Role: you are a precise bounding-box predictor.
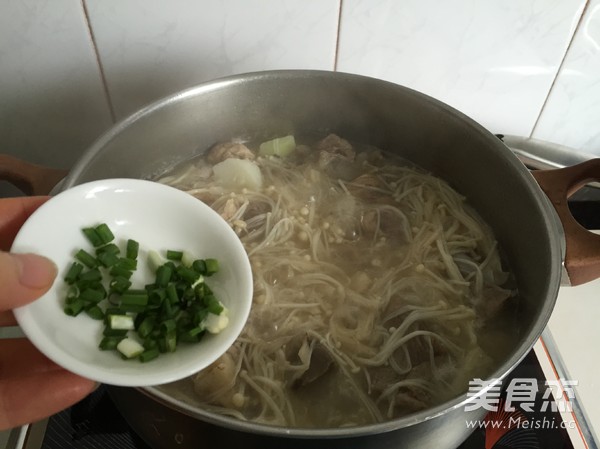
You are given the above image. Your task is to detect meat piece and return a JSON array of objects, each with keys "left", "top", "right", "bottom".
[
  {"left": 360, "top": 207, "right": 410, "bottom": 241},
  {"left": 193, "top": 350, "right": 239, "bottom": 407},
  {"left": 394, "top": 389, "right": 431, "bottom": 413},
  {"left": 286, "top": 336, "right": 335, "bottom": 388},
  {"left": 315, "top": 134, "right": 355, "bottom": 160},
  {"left": 361, "top": 210, "right": 378, "bottom": 234},
  {"left": 207, "top": 141, "right": 255, "bottom": 164},
  {"left": 369, "top": 366, "right": 400, "bottom": 395},
  {"left": 351, "top": 173, "right": 385, "bottom": 190},
  {"left": 315, "top": 134, "right": 356, "bottom": 177},
  {"left": 347, "top": 173, "right": 389, "bottom": 202},
  {"left": 293, "top": 342, "right": 334, "bottom": 388},
  {"left": 475, "top": 285, "right": 512, "bottom": 319}
]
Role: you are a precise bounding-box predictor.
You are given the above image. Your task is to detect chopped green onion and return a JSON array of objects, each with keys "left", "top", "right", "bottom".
[
  {"left": 181, "top": 251, "right": 195, "bottom": 267},
  {"left": 64, "top": 262, "right": 84, "bottom": 284},
  {"left": 107, "top": 293, "right": 121, "bottom": 306},
  {"left": 109, "top": 265, "right": 133, "bottom": 279},
  {"left": 161, "top": 297, "right": 173, "bottom": 318},
  {"left": 109, "top": 314, "right": 135, "bottom": 330},
  {"left": 110, "top": 276, "right": 132, "bottom": 294},
  {"left": 64, "top": 299, "right": 85, "bottom": 316},
  {"left": 99, "top": 336, "right": 125, "bottom": 350},
  {"left": 75, "top": 249, "right": 98, "bottom": 269},
  {"left": 177, "top": 266, "right": 200, "bottom": 284},
  {"left": 96, "top": 243, "right": 120, "bottom": 256},
  {"left": 166, "top": 283, "right": 179, "bottom": 305},
  {"left": 119, "top": 304, "right": 146, "bottom": 313},
  {"left": 204, "top": 310, "right": 229, "bottom": 334},
  {"left": 85, "top": 305, "right": 105, "bottom": 320},
  {"left": 79, "top": 269, "right": 102, "bottom": 282},
  {"left": 161, "top": 319, "right": 177, "bottom": 334},
  {"left": 126, "top": 239, "right": 139, "bottom": 260},
  {"left": 148, "top": 288, "right": 165, "bottom": 309},
  {"left": 182, "top": 287, "right": 195, "bottom": 302},
  {"left": 79, "top": 288, "right": 105, "bottom": 303},
  {"left": 143, "top": 338, "right": 159, "bottom": 350},
  {"left": 121, "top": 292, "right": 149, "bottom": 307},
  {"left": 65, "top": 228, "right": 225, "bottom": 363},
  {"left": 137, "top": 316, "right": 156, "bottom": 338},
  {"left": 204, "top": 295, "right": 224, "bottom": 315},
  {"left": 82, "top": 227, "right": 103, "bottom": 247},
  {"left": 192, "top": 307, "right": 209, "bottom": 325},
  {"left": 115, "top": 257, "right": 137, "bottom": 271},
  {"left": 123, "top": 288, "right": 147, "bottom": 295},
  {"left": 95, "top": 223, "right": 115, "bottom": 245},
  {"left": 191, "top": 275, "right": 205, "bottom": 289},
  {"left": 103, "top": 327, "right": 128, "bottom": 337},
  {"left": 179, "top": 326, "right": 205, "bottom": 343},
  {"left": 97, "top": 251, "right": 120, "bottom": 268},
  {"left": 139, "top": 348, "right": 160, "bottom": 363},
  {"left": 116, "top": 338, "right": 145, "bottom": 359},
  {"left": 156, "top": 265, "right": 172, "bottom": 287},
  {"left": 148, "top": 250, "right": 164, "bottom": 272},
  {"left": 166, "top": 250, "right": 183, "bottom": 261},
  {"left": 197, "top": 282, "right": 213, "bottom": 300},
  {"left": 163, "top": 331, "right": 177, "bottom": 353},
  {"left": 104, "top": 307, "right": 125, "bottom": 320},
  {"left": 192, "top": 259, "right": 206, "bottom": 274},
  {"left": 205, "top": 258, "right": 219, "bottom": 276},
  {"left": 66, "top": 285, "right": 80, "bottom": 300}
]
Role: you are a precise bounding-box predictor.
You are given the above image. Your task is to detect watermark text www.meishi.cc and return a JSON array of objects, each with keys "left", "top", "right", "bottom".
[{"left": 466, "top": 416, "right": 577, "bottom": 430}]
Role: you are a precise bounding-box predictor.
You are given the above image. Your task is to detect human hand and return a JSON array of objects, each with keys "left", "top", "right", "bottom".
[{"left": 0, "top": 197, "right": 96, "bottom": 430}]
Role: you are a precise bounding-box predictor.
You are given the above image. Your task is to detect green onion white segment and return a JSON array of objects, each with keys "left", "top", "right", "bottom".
[{"left": 63, "top": 223, "right": 229, "bottom": 363}]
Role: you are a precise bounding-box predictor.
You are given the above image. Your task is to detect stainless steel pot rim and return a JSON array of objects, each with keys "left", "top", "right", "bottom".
[
  {"left": 65, "top": 69, "right": 564, "bottom": 437},
  {"left": 140, "top": 378, "right": 492, "bottom": 438},
  {"left": 142, "top": 331, "right": 543, "bottom": 438}
]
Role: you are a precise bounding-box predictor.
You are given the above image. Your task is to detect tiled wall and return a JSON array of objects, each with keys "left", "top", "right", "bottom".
[
  {"left": 1, "top": 0, "right": 599, "bottom": 194},
  {"left": 532, "top": 0, "right": 600, "bottom": 153}
]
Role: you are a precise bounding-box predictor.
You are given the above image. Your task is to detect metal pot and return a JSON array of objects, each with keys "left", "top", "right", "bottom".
[{"left": 3, "top": 70, "right": 600, "bottom": 448}]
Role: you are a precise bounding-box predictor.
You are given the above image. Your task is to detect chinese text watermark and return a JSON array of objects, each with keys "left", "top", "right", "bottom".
[{"left": 465, "top": 377, "right": 578, "bottom": 413}]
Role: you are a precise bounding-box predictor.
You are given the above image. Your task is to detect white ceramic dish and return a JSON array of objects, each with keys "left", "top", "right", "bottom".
[{"left": 12, "top": 178, "right": 253, "bottom": 387}]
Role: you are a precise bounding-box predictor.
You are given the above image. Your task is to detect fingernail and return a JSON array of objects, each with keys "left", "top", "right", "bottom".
[{"left": 13, "top": 253, "right": 58, "bottom": 289}]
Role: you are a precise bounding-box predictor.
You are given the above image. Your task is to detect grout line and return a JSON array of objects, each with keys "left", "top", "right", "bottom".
[
  {"left": 530, "top": 0, "right": 590, "bottom": 138},
  {"left": 80, "top": 0, "right": 117, "bottom": 123},
  {"left": 333, "top": 0, "right": 343, "bottom": 71}
]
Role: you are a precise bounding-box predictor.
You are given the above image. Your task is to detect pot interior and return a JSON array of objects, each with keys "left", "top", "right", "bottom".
[{"left": 64, "top": 70, "right": 562, "bottom": 434}]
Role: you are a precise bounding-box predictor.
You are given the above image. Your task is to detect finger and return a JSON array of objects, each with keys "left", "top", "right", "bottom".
[
  {"left": 0, "top": 339, "right": 61, "bottom": 379},
  {"left": 0, "top": 370, "right": 96, "bottom": 430},
  {"left": 0, "top": 311, "right": 16, "bottom": 326},
  {"left": 0, "top": 197, "right": 49, "bottom": 251},
  {"left": 0, "top": 252, "right": 57, "bottom": 312}
]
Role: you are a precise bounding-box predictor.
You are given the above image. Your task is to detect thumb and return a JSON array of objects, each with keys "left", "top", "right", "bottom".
[{"left": 0, "top": 252, "right": 57, "bottom": 311}]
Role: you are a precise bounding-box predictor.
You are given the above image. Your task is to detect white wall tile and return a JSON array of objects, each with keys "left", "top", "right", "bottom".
[
  {"left": 336, "top": 0, "right": 586, "bottom": 137},
  {"left": 85, "top": 0, "right": 340, "bottom": 120},
  {"left": 532, "top": 1, "right": 600, "bottom": 156},
  {"left": 0, "top": 0, "right": 113, "bottom": 182}
]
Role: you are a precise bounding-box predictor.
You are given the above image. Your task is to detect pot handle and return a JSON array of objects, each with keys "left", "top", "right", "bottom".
[
  {"left": 0, "top": 154, "right": 67, "bottom": 196},
  {"left": 532, "top": 158, "right": 600, "bottom": 286}
]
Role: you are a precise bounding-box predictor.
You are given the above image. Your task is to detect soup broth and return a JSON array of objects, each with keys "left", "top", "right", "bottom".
[{"left": 155, "top": 134, "right": 519, "bottom": 428}]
